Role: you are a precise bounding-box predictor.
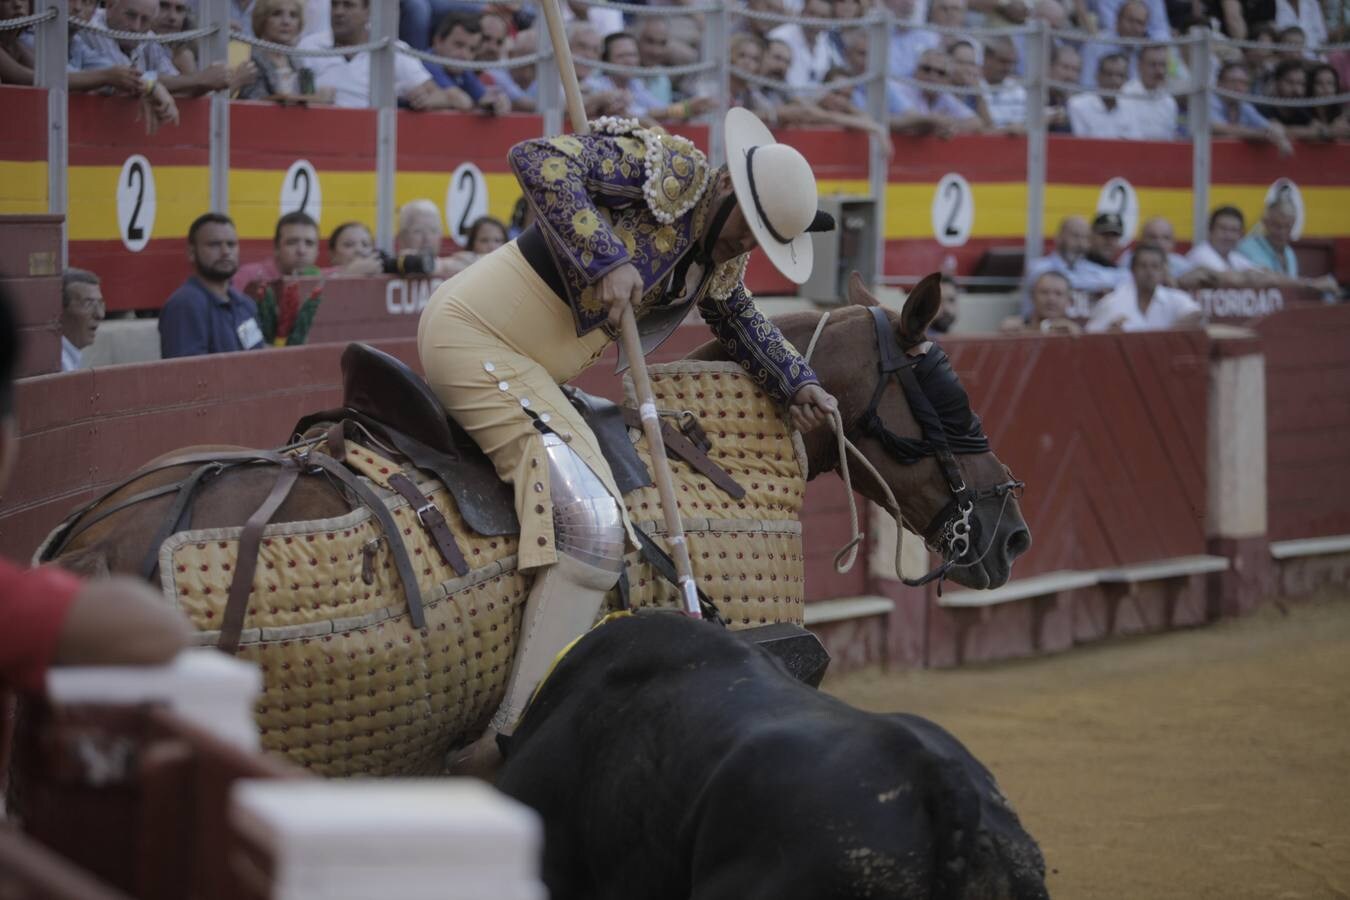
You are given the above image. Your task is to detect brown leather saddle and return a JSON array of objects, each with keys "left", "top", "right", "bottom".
[{"left": 296, "top": 344, "right": 669, "bottom": 537}]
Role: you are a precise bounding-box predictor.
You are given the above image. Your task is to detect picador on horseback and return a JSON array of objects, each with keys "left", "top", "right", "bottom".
[{"left": 418, "top": 107, "right": 842, "bottom": 774}]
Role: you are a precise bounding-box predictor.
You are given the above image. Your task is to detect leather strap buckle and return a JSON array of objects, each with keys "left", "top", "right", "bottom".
[{"left": 415, "top": 501, "right": 441, "bottom": 528}]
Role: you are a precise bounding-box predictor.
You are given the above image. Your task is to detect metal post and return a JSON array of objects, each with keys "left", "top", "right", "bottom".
[
  {"left": 706, "top": 1, "right": 730, "bottom": 167},
  {"left": 201, "top": 0, "right": 230, "bottom": 212},
  {"left": 536, "top": 17, "right": 563, "bottom": 138},
  {"left": 1023, "top": 20, "right": 1048, "bottom": 268},
  {"left": 370, "top": 1, "right": 398, "bottom": 253},
  {"left": 866, "top": 11, "right": 890, "bottom": 287},
  {"left": 34, "top": 0, "right": 67, "bottom": 266},
  {"left": 1188, "top": 27, "right": 1212, "bottom": 247}
]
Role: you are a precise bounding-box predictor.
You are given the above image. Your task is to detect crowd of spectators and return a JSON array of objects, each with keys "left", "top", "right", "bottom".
[
  {"left": 1, "top": 0, "right": 1344, "bottom": 145},
  {"left": 1007, "top": 197, "right": 1340, "bottom": 333}
]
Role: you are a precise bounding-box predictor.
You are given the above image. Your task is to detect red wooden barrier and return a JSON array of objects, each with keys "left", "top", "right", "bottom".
[
  {"left": 1256, "top": 303, "right": 1350, "bottom": 542},
  {"left": 0, "top": 338, "right": 418, "bottom": 563}
]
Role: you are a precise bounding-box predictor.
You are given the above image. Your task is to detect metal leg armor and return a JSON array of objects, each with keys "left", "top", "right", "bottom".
[{"left": 491, "top": 433, "right": 625, "bottom": 735}]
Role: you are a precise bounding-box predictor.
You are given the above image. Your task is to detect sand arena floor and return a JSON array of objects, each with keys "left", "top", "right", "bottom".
[{"left": 825, "top": 592, "right": 1350, "bottom": 899}]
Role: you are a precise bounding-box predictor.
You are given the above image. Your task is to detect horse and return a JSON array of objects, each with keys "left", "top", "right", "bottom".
[
  {"left": 42, "top": 272, "right": 1030, "bottom": 774},
  {"left": 497, "top": 610, "right": 1049, "bottom": 900}
]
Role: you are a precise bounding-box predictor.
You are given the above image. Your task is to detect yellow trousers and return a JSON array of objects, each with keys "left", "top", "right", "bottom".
[{"left": 417, "top": 242, "right": 638, "bottom": 571}]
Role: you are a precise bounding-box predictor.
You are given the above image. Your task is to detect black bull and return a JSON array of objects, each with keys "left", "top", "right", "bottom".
[{"left": 497, "top": 612, "right": 1048, "bottom": 900}]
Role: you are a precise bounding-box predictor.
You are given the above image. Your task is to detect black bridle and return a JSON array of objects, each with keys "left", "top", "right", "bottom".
[{"left": 852, "top": 306, "right": 1024, "bottom": 588}]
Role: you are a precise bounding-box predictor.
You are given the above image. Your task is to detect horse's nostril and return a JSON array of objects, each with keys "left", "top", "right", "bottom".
[{"left": 1003, "top": 527, "right": 1031, "bottom": 561}]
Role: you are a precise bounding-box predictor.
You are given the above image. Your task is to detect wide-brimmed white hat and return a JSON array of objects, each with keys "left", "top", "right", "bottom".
[{"left": 725, "top": 107, "right": 820, "bottom": 285}]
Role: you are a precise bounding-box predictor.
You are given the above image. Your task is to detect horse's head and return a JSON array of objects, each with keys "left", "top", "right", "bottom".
[{"left": 788, "top": 273, "right": 1030, "bottom": 590}]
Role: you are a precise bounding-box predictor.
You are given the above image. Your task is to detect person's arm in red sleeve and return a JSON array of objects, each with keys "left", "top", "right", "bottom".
[{"left": 1, "top": 561, "right": 191, "bottom": 695}]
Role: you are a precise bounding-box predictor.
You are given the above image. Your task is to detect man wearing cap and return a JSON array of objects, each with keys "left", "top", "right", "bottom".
[
  {"left": 418, "top": 108, "right": 838, "bottom": 775},
  {"left": 1020, "top": 214, "right": 1126, "bottom": 317}
]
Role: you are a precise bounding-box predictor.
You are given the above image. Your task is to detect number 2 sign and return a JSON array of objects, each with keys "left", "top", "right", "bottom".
[
  {"left": 117, "top": 154, "right": 157, "bottom": 252},
  {"left": 931, "top": 173, "right": 973, "bottom": 248},
  {"left": 280, "top": 160, "right": 322, "bottom": 224},
  {"left": 446, "top": 163, "right": 489, "bottom": 247}
]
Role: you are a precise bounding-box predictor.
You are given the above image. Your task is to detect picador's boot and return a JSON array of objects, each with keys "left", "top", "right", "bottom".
[{"left": 449, "top": 433, "right": 625, "bottom": 781}]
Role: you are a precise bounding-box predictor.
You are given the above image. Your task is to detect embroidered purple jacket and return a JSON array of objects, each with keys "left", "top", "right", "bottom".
[{"left": 507, "top": 120, "right": 819, "bottom": 405}]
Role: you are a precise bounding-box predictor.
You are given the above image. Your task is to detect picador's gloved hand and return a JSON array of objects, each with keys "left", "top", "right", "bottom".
[{"left": 790, "top": 384, "right": 838, "bottom": 433}]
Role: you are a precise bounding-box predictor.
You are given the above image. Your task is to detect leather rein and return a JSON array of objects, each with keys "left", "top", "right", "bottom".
[{"left": 805, "top": 307, "right": 1023, "bottom": 590}]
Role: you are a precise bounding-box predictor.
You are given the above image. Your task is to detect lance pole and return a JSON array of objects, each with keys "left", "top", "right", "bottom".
[{"left": 537, "top": 0, "right": 703, "bottom": 618}]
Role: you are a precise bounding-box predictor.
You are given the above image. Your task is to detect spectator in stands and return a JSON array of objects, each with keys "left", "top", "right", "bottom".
[
  {"left": 930, "top": 275, "right": 959, "bottom": 335},
  {"left": 327, "top": 221, "right": 383, "bottom": 274},
  {"left": 1307, "top": 64, "right": 1350, "bottom": 137},
  {"left": 947, "top": 39, "right": 981, "bottom": 112},
  {"left": 568, "top": 22, "right": 630, "bottom": 117},
  {"left": 0, "top": 289, "right": 191, "bottom": 696},
  {"left": 0, "top": 0, "right": 157, "bottom": 98},
  {"left": 813, "top": 68, "right": 898, "bottom": 155},
  {"left": 767, "top": 0, "right": 840, "bottom": 88},
  {"left": 1274, "top": 25, "right": 1307, "bottom": 60},
  {"left": 398, "top": 199, "right": 444, "bottom": 257},
  {"left": 1021, "top": 214, "right": 1126, "bottom": 314},
  {"left": 1237, "top": 197, "right": 1340, "bottom": 293},
  {"left": 155, "top": 0, "right": 198, "bottom": 73},
  {"left": 1069, "top": 53, "right": 1136, "bottom": 138},
  {"left": 1046, "top": 43, "right": 1082, "bottom": 132},
  {"left": 564, "top": 0, "right": 623, "bottom": 39},
  {"left": 1085, "top": 212, "right": 1124, "bottom": 267},
  {"left": 416, "top": 12, "right": 511, "bottom": 115},
  {"left": 842, "top": 30, "right": 910, "bottom": 116},
  {"left": 889, "top": 0, "right": 965, "bottom": 80},
  {"left": 400, "top": 0, "right": 457, "bottom": 52},
  {"left": 238, "top": 0, "right": 334, "bottom": 103},
  {"left": 1274, "top": 1, "right": 1326, "bottom": 49},
  {"left": 730, "top": 34, "right": 787, "bottom": 119},
  {"left": 232, "top": 211, "right": 322, "bottom": 292},
  {"left": 757, "top": 38, "right": 798, "bottom": 107},
  {"left": 585, "top": 31, "right": 714, "bottom": 121},
  {"left": 1120, "top": 216, "right": 1219, "bottom": 288},
  {"left": 1243, "top": 23, "right": 1280, "bottom": 94},
  {"left": 299, "top": 0, "right": 438, "bottom": 109},
  {"left": 70, "top": 0, "right": 256, "bottom": 97},
  {"left": 977, "top": 35, "right": 1026, "bottom": 131},
  {"left": 160, "top": 213, "right": 267, "bottom": 359},
  {"left": 890, "top": 48, "right": 981, "bottom": 137},
  {"left": 439, "top": 215, "right": 509, "bottom": 277},
  {"left": 477, "top": 9, "right": 510, "bottom": 63},
  {"left": 1087, "top": 243, "right": 1204, "bottom": 332},
  {"left": 1079, "top": 0, "right": 1150, "bottom": 87},
  {"left": 1186, "top": 205, "right": 1263, "bottom": 278},
  {"left": 1260, "top": 58, "right": 1318, "bottom": 135},
  {"left": 491, "top": 29, "right": 540, "bottom": 113},
  {"left": 1093, "top": 0, "right": 1171, "bottom": 42},
  {"left": 1120, "top": 44, "right": 1179, "bottom": 140},
  {"left": 1211, "top": 61, "right": 1295, "bottom": 154},
  {"left": 1002, "top": 270, "right": 1082, "bottom": 334},
  {"left": 59, "top": 269, "right": 105, "bottom": 373},
  {"left": 636, "top": 19, "right": 675, "bottom": 107}
]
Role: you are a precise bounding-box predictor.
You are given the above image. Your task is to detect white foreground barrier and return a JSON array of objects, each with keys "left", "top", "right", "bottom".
[{"left": 229, "top": 779, "right": 545, "bottom": 900}]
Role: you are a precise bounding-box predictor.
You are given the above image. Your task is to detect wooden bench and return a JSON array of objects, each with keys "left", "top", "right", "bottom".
[
  {"left": 803, "top": 595, "right": 895, "bottom": 626},
  {"left": 1269, "top": 534, "right": 1350, "bottom": 560},
  {"left": 939, "top": 555, "right": 1230, "bottom": 645}
]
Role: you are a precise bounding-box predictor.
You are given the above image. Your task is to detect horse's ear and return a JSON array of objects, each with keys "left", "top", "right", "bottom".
[
  {"left": 897, "top": 273, "right": 943, "bottom": 346},
  {"left": 846, "top": 271, "right": 879, "bottom": 307}
]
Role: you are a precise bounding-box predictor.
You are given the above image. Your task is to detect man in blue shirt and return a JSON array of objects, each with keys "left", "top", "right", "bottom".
[
  {"left": 159, "top": 213, "right": 267, "bottom": 359},
  {"left": 420, "top": 11, "right": 510, "bottom": 115},
  {"left": 1211, "top": 61, "right": 1293, "bottom": 156}
]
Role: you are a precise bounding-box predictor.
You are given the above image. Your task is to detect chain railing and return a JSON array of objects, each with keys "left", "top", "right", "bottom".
[{"left": 6, "top": 0, "right": 1350, "bottom": 278}]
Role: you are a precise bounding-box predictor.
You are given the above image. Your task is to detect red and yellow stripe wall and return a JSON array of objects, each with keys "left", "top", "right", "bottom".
[{"left": 1, "top": 86, "right": 1347, "bottom": 311}]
